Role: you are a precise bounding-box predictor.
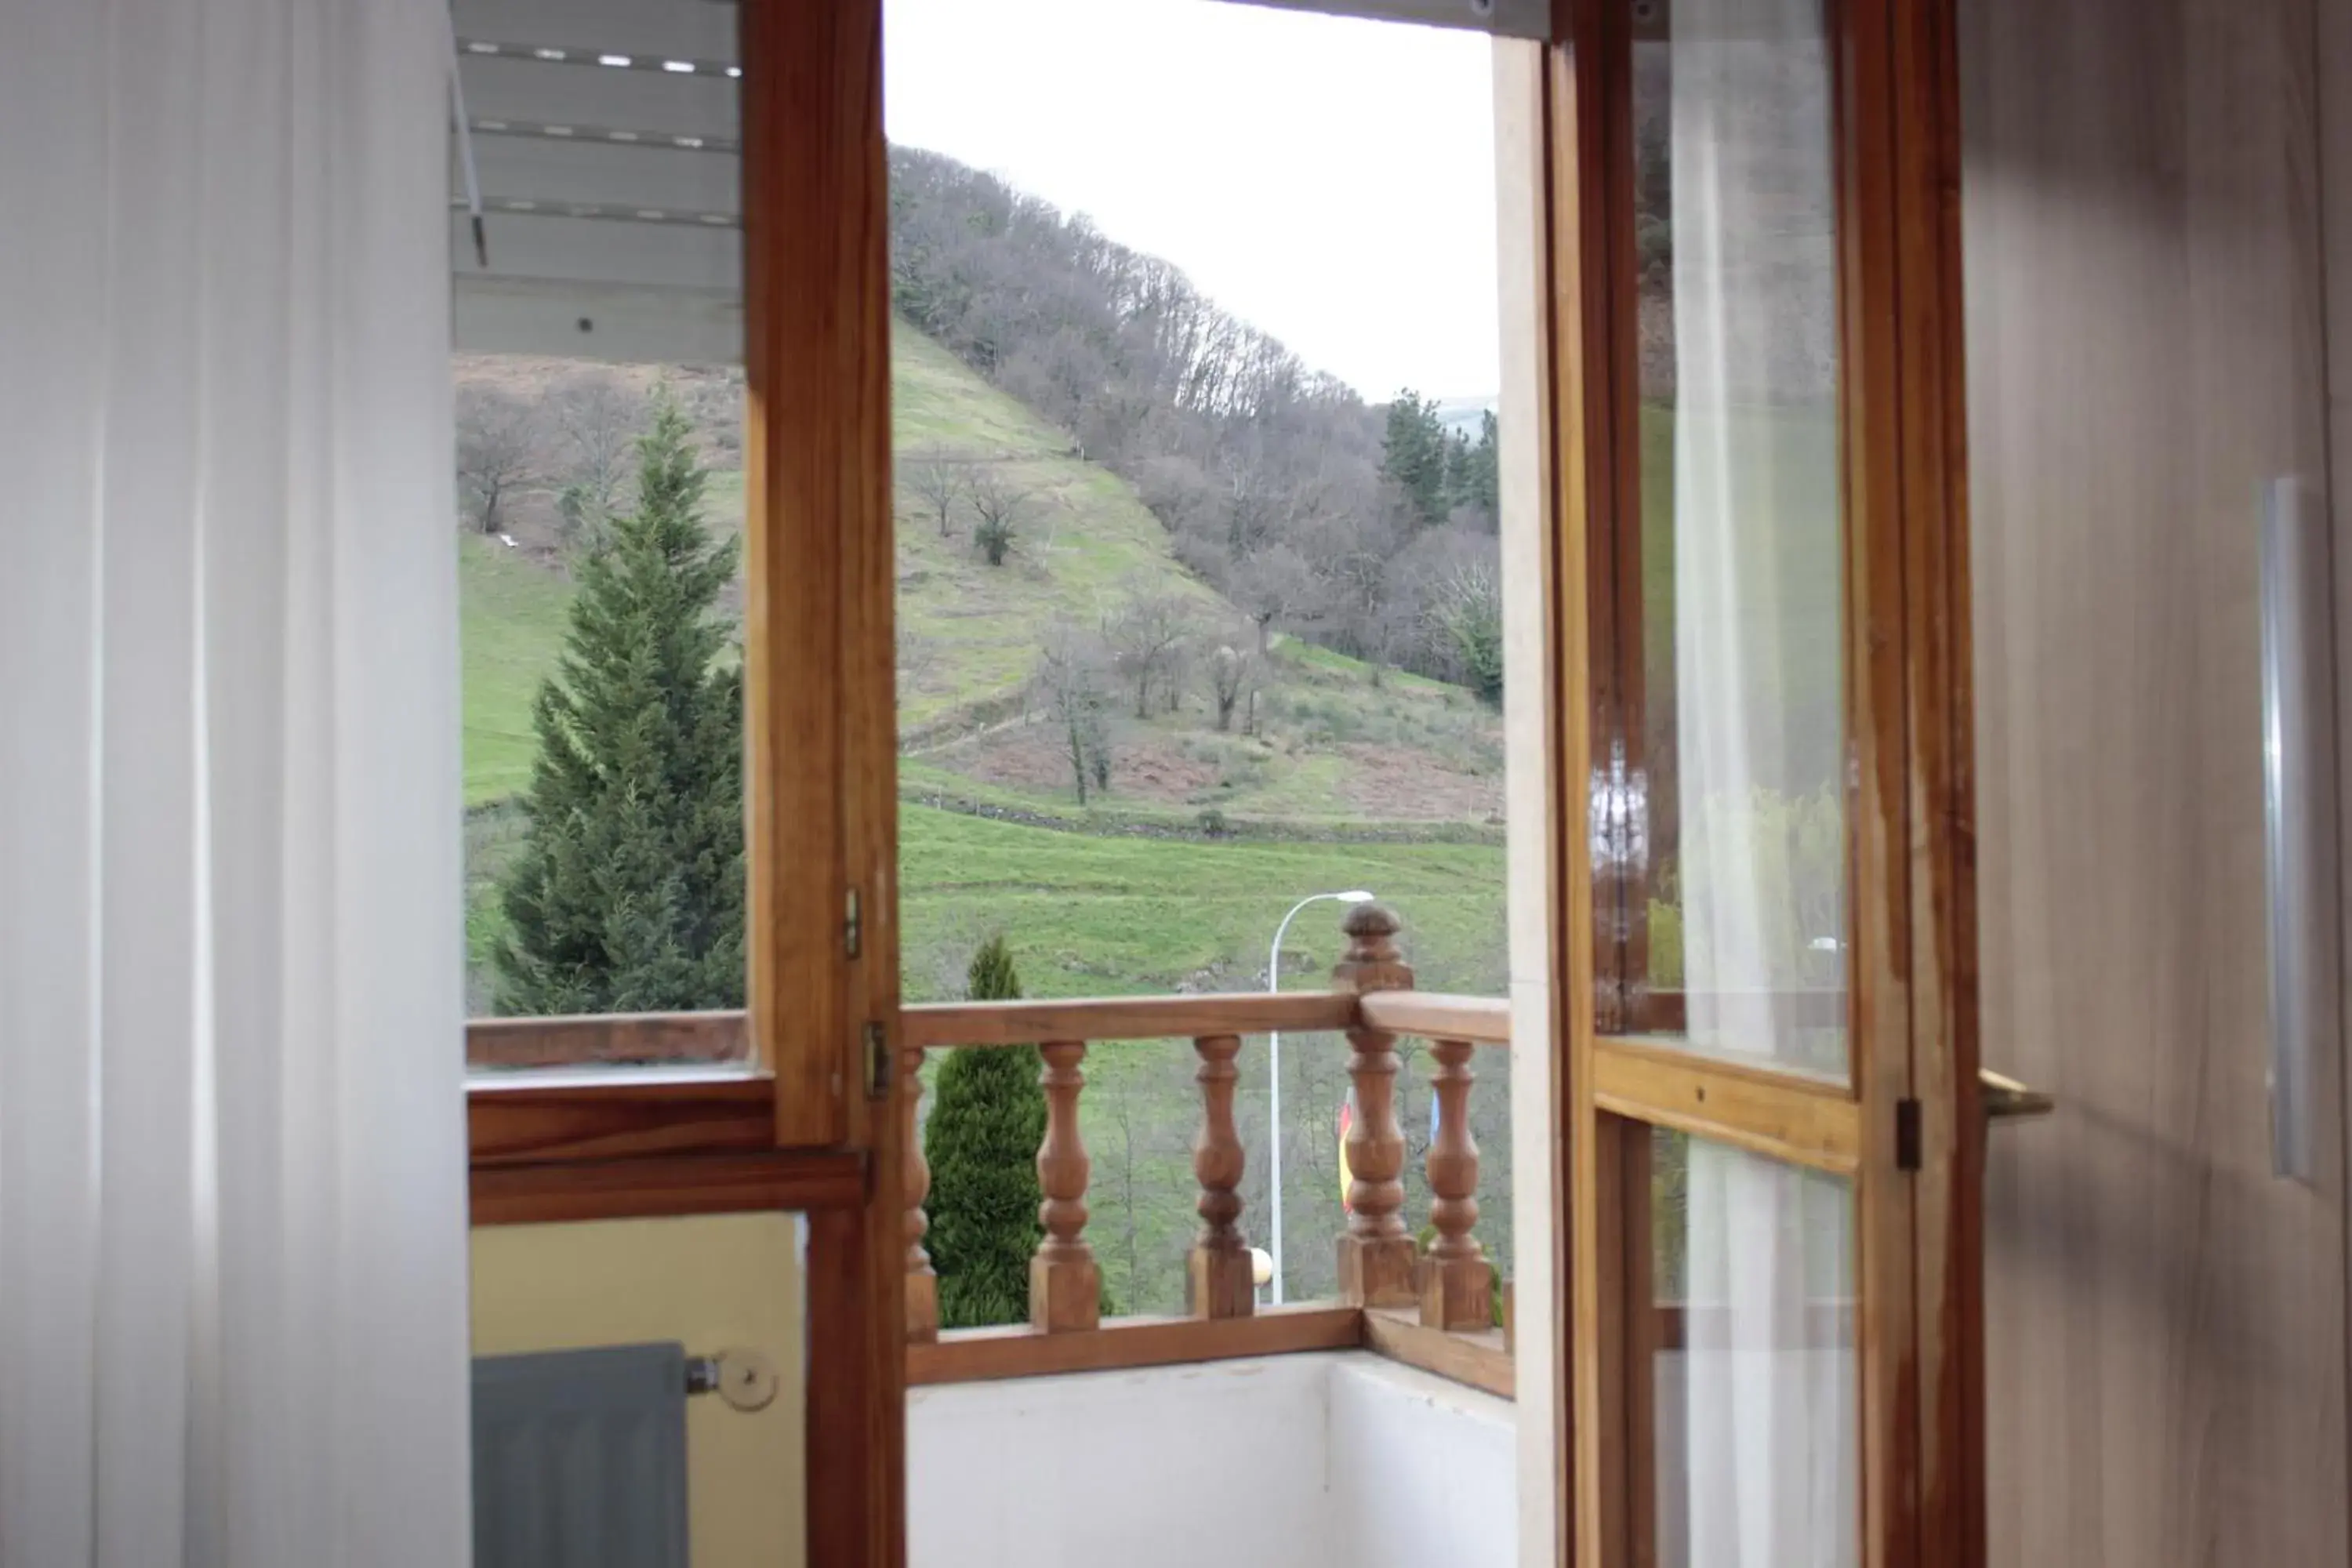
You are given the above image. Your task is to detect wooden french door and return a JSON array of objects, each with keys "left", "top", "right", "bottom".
[{"left": 1539, "top": 0, "right": 1979, "bottom": 1563}]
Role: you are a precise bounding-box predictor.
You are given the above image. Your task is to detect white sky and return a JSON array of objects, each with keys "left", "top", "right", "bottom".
[{"left": 883, "top": 0, "right": 1501, "bottom": 401}]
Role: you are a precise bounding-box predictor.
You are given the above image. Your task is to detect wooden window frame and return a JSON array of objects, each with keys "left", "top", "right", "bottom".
[{"left": 463, "top": 2, "right": 905, "bottom": 1564}]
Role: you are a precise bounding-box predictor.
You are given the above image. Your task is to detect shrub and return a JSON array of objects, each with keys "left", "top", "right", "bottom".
[{"left": 924, "top": 937, "right": 1046, "bottom": 1328}]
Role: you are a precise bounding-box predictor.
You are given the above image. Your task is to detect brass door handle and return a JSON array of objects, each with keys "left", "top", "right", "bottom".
[{"left": 1981, "top": 1069, "right": 2054, "bottom": 1122}]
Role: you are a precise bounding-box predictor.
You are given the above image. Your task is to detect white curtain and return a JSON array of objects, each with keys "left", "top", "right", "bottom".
[
  {"left": 1669, "top": 0, "right": 1856, "bottom": 1563},
  {"left": 0, "top": 2, "right": 472, "bottom": 1564}
]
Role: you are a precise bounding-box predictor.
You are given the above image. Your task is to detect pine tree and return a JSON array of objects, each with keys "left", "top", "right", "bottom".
[
  {"left": 924, "top": 936, "right": 1047, "bottom": 1328},
  {"left": 1381, "top": 389, "right": 1450, "bottom": 527},
  {"left": 1442, "top": 426, "right": 1473, "bottom": 513},
  {"left": 1468, "top": 409, "right": 1501, "bottom": 518},
  {"left": 493, "top": 395, "right": 746, "bottom": 1015}
]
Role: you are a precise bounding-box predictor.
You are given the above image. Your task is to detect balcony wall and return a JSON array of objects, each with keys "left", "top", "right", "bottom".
[{"left": 908, "top": 1352, "right": 1517, "bottom": 1568}]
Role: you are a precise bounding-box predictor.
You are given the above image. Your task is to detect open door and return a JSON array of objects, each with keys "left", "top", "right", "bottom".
[{"left": 1537, "top": 0, "right": 1980, "bottom": 1562}]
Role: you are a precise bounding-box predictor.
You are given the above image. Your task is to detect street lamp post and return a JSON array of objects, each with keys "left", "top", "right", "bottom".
[{"left": 1265, "top": 888, "right": 1374, "bottom": 1305}]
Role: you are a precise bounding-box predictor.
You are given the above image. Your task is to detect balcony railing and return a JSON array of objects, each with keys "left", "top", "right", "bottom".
[
  {"left": 464, "top": 901, "right": 1523, "bottom": 1402},
  {"left": 895, "top": 902, "right": 1514, "bottom": 1396}
]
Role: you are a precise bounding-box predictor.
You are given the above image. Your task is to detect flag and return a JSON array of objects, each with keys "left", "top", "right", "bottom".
[{"left": 1338, "top": 1096, "right": 1355, "bottom": 1214}]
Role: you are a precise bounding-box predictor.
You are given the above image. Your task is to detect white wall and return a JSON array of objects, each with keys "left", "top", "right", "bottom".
[
  {"left": 1329, "top": 1358, "right": 1518, "bottom": 1567},
  {"left": 908, "top": 1353, "right": 1515, "bottom": 1568}
]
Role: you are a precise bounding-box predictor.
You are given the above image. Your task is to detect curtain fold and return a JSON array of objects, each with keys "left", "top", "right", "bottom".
[
  {"left": 1668, "top": 0, "right": 1855, "bottom": 1563},
  {"left": 0, "top": 2, "right": 471, "bottom": 1563}
]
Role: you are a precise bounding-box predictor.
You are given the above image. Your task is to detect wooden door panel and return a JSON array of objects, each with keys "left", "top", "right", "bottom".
[
  {"left": 1962, "top": 0, "right": 2347, "bottom": 1559},
  {"left": 1551, "top": 0, "right": 1980, "bottom": 1560}
]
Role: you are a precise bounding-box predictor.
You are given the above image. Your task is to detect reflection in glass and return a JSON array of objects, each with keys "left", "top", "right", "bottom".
[
  {"left": 1652, "top": 1129, "right": 1855, "bottom": 1568},
  {"left": 1635, "top": 0, "right": 1847, "bottom": 1075}
]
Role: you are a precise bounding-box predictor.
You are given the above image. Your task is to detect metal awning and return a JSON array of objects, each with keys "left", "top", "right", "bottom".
[
  {"left": 448, "top": 0, "right": 1544, "bottom": 365},
  {"left": 449, "top": 0, "right": 743, "bottom": 365}
]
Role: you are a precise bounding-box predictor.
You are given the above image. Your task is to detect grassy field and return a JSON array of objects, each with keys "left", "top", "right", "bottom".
[
  {"left": 460, "top": 535, "right": 573, "bottom": 804},
  {"left": 898, "top": 803, "right": 1506, "bottom": 1001}
]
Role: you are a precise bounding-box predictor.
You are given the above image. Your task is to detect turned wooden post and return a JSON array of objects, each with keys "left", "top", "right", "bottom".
[
  {"left": 1186, "top": 1033, "right": 1254, "bottom": 1319},
  {"left": 1332, "top": 902, "right": 1417, "bottom": 1308},
  {"left": 1421, "top": 1036, "right": 1490, "bottom": 1330},
  {"left": 902, "top": 1045, "right": 939, "bottom": 1345},
  {"left": 1031, "top": 1039, "right": 1100, "bottom": 1333}
]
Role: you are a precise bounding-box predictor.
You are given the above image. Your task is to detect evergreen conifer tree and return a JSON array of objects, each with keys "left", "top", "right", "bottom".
[
  {"left": 493, "top": 395, "right": 746, "bottom": 1015},
  {"left": 1468, "top": 409, "right": 1501, "bottom": 517},
  {"left": 923, "top": 936, "right": 1047, "bottom": 1327},
  {"left": 1381, "top": 390, "right": 1450, "bottom": 526}
]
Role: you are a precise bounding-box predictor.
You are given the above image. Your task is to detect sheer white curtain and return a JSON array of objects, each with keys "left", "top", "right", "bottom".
[
  {"left": 0, "top": 2, "right": 470, "bottom": 1563},
  {"left": 1670, "top": 0, "right": 1856, "bottom": 1563}
]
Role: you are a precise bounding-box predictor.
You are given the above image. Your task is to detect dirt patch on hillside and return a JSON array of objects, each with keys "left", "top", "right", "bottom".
[
  {"left": 939, "top": 724, "right": 1221, "bottom": 804},
  {"left": 1327, "top": 742, "right": 1505, "bottom": 823},
  {"left": 935, "top": 724, "right": 1504, "bottom": 822}
]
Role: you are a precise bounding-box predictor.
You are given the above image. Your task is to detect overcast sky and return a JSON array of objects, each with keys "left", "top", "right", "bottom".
[{"left": 883, "top": 0, "right": 1502, "bottom": 401}]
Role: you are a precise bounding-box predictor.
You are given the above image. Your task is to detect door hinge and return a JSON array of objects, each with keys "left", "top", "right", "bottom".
[
  {"left": 844, "top": 886, "right": 862, "bottom": 960},
  {"left": 1895, "top": 1097, "right": 1923, "bottom": 1171},
  {"left": 863, "top": 1021, "right": 891, "bottom": 1100}
]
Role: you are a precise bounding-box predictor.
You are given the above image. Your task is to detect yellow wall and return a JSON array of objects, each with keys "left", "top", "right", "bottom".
[{"left": 471, "top": 1213, "right": 806, "bottom": 1568}]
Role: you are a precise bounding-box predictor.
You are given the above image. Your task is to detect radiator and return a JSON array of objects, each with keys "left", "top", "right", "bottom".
[{"left": 473, "top": 1341, "right": 691, "bottom": 1568}]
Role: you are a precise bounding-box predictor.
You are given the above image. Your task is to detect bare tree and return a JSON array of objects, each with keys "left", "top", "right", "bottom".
[
  {"left": 1160, "top": 637, "right": 1194, "bottom": 715},
  {"left": 1424, "top": 559, "right": 1504, "bottom": 703},
  {"left": 1101, "top": 579, "right": 1199, "bottom": 719},
  {"left": 1206, "top": 632, "right": 1259, "bottom": 733},
  {"left": 898, "top": 446, "right": 968, "bottom": 538},
  {"left": 550, "top": 372, "right": 645, "bottom": 528},
  {"left": 456, "top": 385, "right": 542, "bottom": 534},
  {"left": 1033, "top": 620, "right": 1116, "bottom": 804},
  {"left": 1229, "top": 542, "right": 1319, "bottom": 657},
  {"left": 968, "top": 464, "right": 1039, "bottom": 567},
  {"left": 896, "top": 628, "right": 944, "bottom": 697}
]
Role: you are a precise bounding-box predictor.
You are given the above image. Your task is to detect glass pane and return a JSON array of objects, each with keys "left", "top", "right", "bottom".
[
  {"left": 452, "top": 0, "right": 751, "bottom": 1071},
  {"left": 470, "top": 1212, "right": 808, "bottom": 1566},
  {"left": 1632, "top": 1, "right": 1848, "bottom": 1076},
  {"left": 1650, "top": 1128, "right": 1856, "bottom": 1568}
]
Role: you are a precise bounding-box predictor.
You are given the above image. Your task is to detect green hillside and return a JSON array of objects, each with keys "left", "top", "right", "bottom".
[
  {"left": 892, "top": 328, "right": 1228, "bottom": 728},
  {"left": 460, "top": 325, "right": 1504, "bottom": 824},
  {"left": 459, "top": 322, "right": 1510, "bottom": 1008}
]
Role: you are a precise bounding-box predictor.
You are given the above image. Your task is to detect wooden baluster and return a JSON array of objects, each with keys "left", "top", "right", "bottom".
[
  {"left": 1186, "top": 1033, "right": 1254, "bottom": 1319},
  {"left": 1031, "top": 1039, "right": 1100, "bottom": 1333},
  {"left": 903, "top": 1045, "right": 939, "bottom": 1345},
  {"left": 1332, "top": 902, "right": 1418, "bottom": 1308},
  {"left": 1420, "top": 1036, "right": 1490, "bottom": 1330}
]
